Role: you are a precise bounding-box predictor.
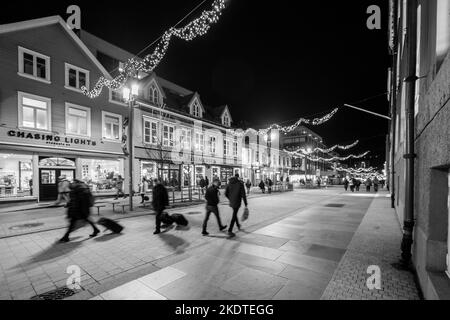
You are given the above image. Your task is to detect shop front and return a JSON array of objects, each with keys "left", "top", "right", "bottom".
[
  {"left": 0, "top": 153, "right": 34, "bottom": 198},
  {"left": 38, "top": 157, "right": 76, "bottom": 201},
  {"left": 79, "top": 158, "right": 123, "bottom": 195}
]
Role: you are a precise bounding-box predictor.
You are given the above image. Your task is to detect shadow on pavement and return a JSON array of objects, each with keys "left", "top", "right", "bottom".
[
  {"left": 13, "top": 236, "right": 86, "bottom": 270},
  {"left": 158, "top": 233, "right": 189, "bottom": 254},
  {"left": 93, "top": 233, "right": 123, "bottom": 242}
]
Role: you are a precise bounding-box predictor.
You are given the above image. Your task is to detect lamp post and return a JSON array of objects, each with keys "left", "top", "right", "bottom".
[{"left": 123, "top": 82, "right": 139, "bottom": 211}]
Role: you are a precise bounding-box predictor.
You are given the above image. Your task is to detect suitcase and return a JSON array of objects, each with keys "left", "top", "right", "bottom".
[
  {"left": 171, "top": 213, "right": 188, "bottom": 226},
  {"left": 97, "top": 218, "right": 124, "bottom": 234},
  {"left": 161, "top": 212, "right": 174, "bottom": 226}
]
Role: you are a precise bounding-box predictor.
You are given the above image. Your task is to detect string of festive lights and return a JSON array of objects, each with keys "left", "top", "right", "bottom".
[
  {"left": 285, "top": 140, "right": 359, "bottom": 155},
  {"left": 81, "top": 0, "right": 226, "bottom": 98},
  {"left": 334, "top": 166, "right": 376, "bottom": 173},
  {"left": 289, "top": 151, "right": 371, "bottom": 163}
]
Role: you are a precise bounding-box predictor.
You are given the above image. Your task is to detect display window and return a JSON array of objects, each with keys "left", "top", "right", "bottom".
[
  {"left": 195, "top": 166, "right": 205, "bottom": 186},
  {"left": 0, "top": 153, "right": 34, "bottom": 198},
  {"left": 80, "top": 159, "right": 121, "bottom": 193}
]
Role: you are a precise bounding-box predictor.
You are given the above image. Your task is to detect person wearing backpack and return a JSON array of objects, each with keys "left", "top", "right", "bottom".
[{"left": 59, "top": 179, "right": 99, "bottom": 243}]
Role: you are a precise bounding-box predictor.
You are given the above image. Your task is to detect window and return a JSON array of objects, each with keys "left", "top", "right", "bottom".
[
  {"left": 224, "top": 140, "right": 231, "bottom": 156},
  {"left": 163, "top": 124, "right": 174, "bottom": 147},
  {"left": 65, "top": 63, "right": 89, "bottom": 92},
  {"left": 18, "top": 47, "right": 50, "bottom": 83},
  {"left": 223, "top": 112, "right": 230, "bottom": 127},
  {"left": 110, "top": 89, "right": 127, "bottom": 105},
  {"left": 144, "top": 120, "right": 158, "bottom": 145},
  {"left": 209, "top": 136, "right": 217, "bottom": 154},
  {"left": 102, "top": 111, "right": 122, "bottom": 141},
  {"left": 195, "top": 132, "right": 204, "bottom": 152},
  {"left": 233, "top": 141, "right": 238, "bottom": 157},
  {"left": 66, "top": 103, "right": 91, "bottom": 137},
  {"left": 179, "top": 128, "right": 191, "bottom": 150},
  {"left": 18, "top": 92, "right": 51, "bottom": 130},
  {"left": 192, "top": 100, "right": 202, "bottom": 118},
  {"left": 149, "top": 83, "right": 160, "bottom": 105}
]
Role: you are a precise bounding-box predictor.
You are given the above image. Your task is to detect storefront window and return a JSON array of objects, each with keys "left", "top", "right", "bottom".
[
  {"left": 211, "top": 167, "right": 220, "bottom": 181},
  {"left": 182, "top": 165, "right": 194, "bottom": 187},
  {"left": 80, "top": 159, "right": 121, "bottom": 193},
  {"left": 39, "top": 157, "right": 75, "bottom": 167},
  {"left": 141, "top": 161, "right": 157, "bottom": 181},
  {"left": 0, "top": 153, "right": 34, "bottom": 198},
  {"left": 221, "top": 167, "right": 233, "bottom": 184},
  {"left": 195, "top": 166, "right": 205, "bottom": 186}
]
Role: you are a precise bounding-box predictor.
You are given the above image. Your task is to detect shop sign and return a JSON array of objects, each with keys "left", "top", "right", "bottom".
[{"left": 7, "top": 130, "right": 97, "bottom": 147}]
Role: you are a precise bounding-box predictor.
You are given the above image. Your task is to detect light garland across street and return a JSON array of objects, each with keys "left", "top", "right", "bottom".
[
  {"left": 285, "top": 140, "right": 359, "bottom": 155},
  {"left": 81, "top": 0, "right": 226, "bottom": 98}
]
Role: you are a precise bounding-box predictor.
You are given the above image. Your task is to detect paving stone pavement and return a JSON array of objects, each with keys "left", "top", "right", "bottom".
[{"left": 320, "top": 193, "right": 422, "bottom": 300}]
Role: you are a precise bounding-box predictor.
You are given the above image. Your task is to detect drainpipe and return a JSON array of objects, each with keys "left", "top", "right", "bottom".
[{"left": 400, "top": 0, "right": 417, "bottom": 268}]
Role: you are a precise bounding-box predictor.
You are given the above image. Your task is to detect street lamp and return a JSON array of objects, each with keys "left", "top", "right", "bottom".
[{"left": 123, "top": 82, "right": 139, "bottom": 211}]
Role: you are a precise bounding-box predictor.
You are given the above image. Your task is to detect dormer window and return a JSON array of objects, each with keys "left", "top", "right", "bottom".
[
  {"left": 149, "top": 83, "right": 160, "bottom": 105},
  {"left": 192, "top": 100, "right": 202, "bottom": 118},
  {"left": 223, "top": 113, "right": 230, "bottom": 127}
]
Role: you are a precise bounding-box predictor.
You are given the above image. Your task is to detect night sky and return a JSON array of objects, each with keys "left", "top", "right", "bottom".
[{"left": 1, "top": 0, "right": 390, "bottom": 167}]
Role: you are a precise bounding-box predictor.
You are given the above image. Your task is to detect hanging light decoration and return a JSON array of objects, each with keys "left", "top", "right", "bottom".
[
  {"left": 82, "top": 0, "right": 226, "bottom": 99},
  {"left": 285, "top": 140, "right": 359, "bottom": 155}
]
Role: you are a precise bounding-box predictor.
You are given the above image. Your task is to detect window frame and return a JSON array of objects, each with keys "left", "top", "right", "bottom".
[
  {"left": 209, "top": 136, "right": 217, "bottom": 155},
  {"left": 109, "top": 89, "right": 128, "bottom": 106},
  {"left": 195, "top": 132, "right": 205, "bottom": 152},
  {"left": 191, "top": 100, "right": 202, "bottom": 118},
  {"left": 102, "top": 111, "right": 123, "bottom": 142},
  {"left": 149, "top": 83, "right": 160, "bottom": 106},
  {"left": 65, "top": 103, "right": 91, "bottom": 138},
  {"left": 178, "top": 127, "right": 192, "bottom": 150},
  {"left": 143, "top": 118, "right": 159, "bottom": 145},
  {"left": 17, "top": 91, "right": 52, "bottom": 131},
  {"left": 162, "top": 123, "right": 175, "bottom": 147},
  {"left": 18, "top": 46, "right": 51, "bottom": 84},
  {"left": 233, "top": 141, "right": 238, "bottom": 157},
  {"left": 64, "top": 63, "right": 90, "bottom": 93}
]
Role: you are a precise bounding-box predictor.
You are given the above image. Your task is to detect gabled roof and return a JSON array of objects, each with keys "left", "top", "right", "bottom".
[{"left": 0, "top": 16, "right": 111, "bottom": 80}]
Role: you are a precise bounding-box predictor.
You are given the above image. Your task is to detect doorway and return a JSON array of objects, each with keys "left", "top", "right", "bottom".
[{"left": 39, "top": 169, "right": 75, "bottom": 201}]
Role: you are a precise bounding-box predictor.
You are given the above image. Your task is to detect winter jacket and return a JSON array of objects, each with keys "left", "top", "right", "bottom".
[
  {"left": 205, "top": 185, "right": 220, "bottom": 206},
  {"left": 152, "top": 184, "right": 169, "bottom": 212},
  {"left": 259, "top": 181, "right": 265, "bottom": 189},
  {"left": 67, "top": 180, "right": 92, "bottom": 220},
  {"left": 225, "top": 177, "right": 248, "bottom": 209}
]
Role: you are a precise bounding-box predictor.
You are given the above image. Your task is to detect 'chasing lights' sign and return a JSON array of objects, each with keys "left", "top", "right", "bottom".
[{"left": 7, "top": 130, "right": 97, "bottom": 147}]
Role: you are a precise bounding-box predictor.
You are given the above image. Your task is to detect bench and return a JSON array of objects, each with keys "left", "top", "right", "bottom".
[
  {"left": 110, "top": 201, "right": 121, "bottom": 213},
  {"left": 119, "top": 204, "right": 130, "bottom": 214},
  {"left": 93, "top": 203, "right": 106, "bottom": 216}
]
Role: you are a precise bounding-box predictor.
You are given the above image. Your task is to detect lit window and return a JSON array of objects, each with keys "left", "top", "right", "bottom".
[
  {"left": 163, "top": 124, "right": 174, "bottom": 147},
  {"left": 18, "top": 92, "right": 51, "bottom": 130},
  {"left": 195, "top": 132, "right": 204, "bottom": 152},
  {"left": 18, "top": 47, "right": 50, "bottom": 83},
  {"left": 65, "top": 63, "right": 89, "bottom": 92},
  {"left": 144, "top": 119, "right": 158, "bottom": 145},
  {"left": 179, "top": 128, "right": 191, "bottom": 150},
  {"left": 209, "top": 136, "right": 216, "bottom": 154},
  {"left": 102, "top": 111, "right": 122, "bottom": 141},
  {"left": 66, "top": 103, "right": 91, "bottom": 137},
  {"left": 224, "top": 140, "right": 231, "bottom": 156}
]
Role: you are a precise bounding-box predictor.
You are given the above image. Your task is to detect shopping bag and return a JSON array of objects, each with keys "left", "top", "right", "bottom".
[{"left": 241, "top": 207, "right": 249, "bottom": 221}]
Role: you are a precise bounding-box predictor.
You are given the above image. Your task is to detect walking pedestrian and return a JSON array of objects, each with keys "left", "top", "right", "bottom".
[
  {"left": 59, "top": 179, "right": 99, "bottom": 243},
  {"left": 373, "top": 177, "right": 379, "bottom": 192},
  {"left": 343, "top": 178, "right": 349, "bottom": 191},
  {"left": 205, "top": 176, "right": 209, "bottom": 188},
  {"left": 114, "top": 175, "right": 126, "bottom": 200},
  {"left": 259, "top": 180, "right": 266, "bottom": 193},
  {"left": 55, "top": 175, "right": 71, "bottom": 206},
  {"left": 350, "top": 178, "right": 356, "bottom": 192},
  {"left": 199, "top": 176, "right": 206, "bottom": 195},
  {"left": 245, "top": 179, "right": 252, "bottom": 194},
  {"left": 140, "top": 177, "right": 149, "bottom": 204},
  {"left": 355, "top": 179, "right": 361, "bottom": 192},
  {"left": 225, "top": 174, "right": 248, "bottom": 237},
  {"left": 152, "top": 179, "right": 169, "bottom": 235},
  {"left": 365, "top": 178, "right": 372, "bottom": 192},
  {"left": 202, "top": 179, "right": 227, "bottom": 236}
]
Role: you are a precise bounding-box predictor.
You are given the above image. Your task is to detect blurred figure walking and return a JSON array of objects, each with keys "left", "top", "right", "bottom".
[
  {"left": 225, "top": 174, "right": 248, "bottom": 237},
  {"left": 152, "top": 179, "right": 169, "bottom": 235},
  {"left": 202, "top": 179, "right": 227, "bottom": 236}
]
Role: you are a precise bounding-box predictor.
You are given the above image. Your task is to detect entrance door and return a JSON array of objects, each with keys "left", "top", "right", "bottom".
[{"left": 39, "top": 169, "right": 75, "bottom": 201}]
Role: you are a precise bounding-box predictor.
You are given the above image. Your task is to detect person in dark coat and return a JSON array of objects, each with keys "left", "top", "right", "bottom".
[
  {"left": 355, "top": 179, "right": 361, "bottom": 192},
  {"left": 343, "top": 178, "right": 349, "bottom": 191},
  {"left": 152, "top": 179, "right": 169, "bottom": 235},
  {"left": 59, "top": 179, "right": 99, "bottom": 243},
  {"left": 267, "top": 179, "right": 273, "bottom": 194},
  {"left": 245, "top": 179, "right": 252, "bottom": 194},
  {"left": 259, "top": 180, "right": 266, "bottom": 193},
  {"left": 225, "top": 174, "right": 248, "bottom": 237},
  {"left": 205, "top": 176, "right": 209, "bottom": 188},
  {"left": 199, "top": 177, "right": 206, "bottom": 195},
  {"left": 202, "top": 179, "right": 227, "bottom": 236}
]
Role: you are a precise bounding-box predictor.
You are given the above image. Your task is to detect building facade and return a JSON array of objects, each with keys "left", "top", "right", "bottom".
[
  {"left": 388, "top": 0, "right": 450, "bottom": 299},
  {"left": 0, "top": 17, "right": 128, "bottom": 202}
]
